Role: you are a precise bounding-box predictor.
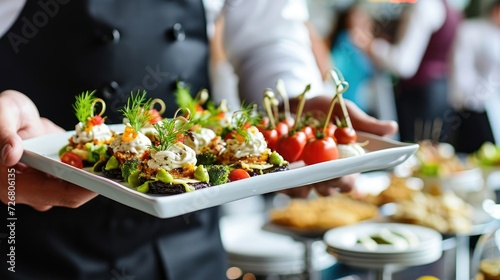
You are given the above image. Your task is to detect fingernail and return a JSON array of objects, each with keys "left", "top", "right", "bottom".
[{"left": 1, "top": 144, "right": 12, "bottom": 164}]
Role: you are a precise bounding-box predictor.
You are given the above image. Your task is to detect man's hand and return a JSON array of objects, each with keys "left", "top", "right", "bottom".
[
  {"left": 0, "top": 90, "right": 97, "bottom": 211},
  {"left": 281, "top": 96, "right": 398, "bottom": 197},
  {"left": 298, "top": 95, "right": 398, "bottom": 137}
]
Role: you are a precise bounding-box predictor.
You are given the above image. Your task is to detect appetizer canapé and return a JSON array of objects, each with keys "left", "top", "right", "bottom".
[
  {"left": 59, "top": 90, "right": 114, "bottom": 168},
  {"left": 103, "top": 91, "right": 154, "bottom": 178}
]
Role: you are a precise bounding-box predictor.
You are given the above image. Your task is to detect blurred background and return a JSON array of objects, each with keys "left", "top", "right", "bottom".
[{"left": 214, "top": 1, "right": 500, "bottom": 279}]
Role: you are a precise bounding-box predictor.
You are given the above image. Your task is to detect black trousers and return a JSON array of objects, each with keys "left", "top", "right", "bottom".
[
  {"left": 448, "top": 109, "right": 495, "bottom": 154},
  {"left": 394, "top": 77, "right": 454, "bottom": 143}
]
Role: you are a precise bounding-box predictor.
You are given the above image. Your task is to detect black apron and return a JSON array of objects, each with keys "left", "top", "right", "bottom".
[{"left": 0, "top": 1, "right": 226, "bottom": 279}]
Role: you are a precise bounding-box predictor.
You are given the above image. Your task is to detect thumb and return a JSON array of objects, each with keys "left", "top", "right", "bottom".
[
  {"left": 354, "top": 116, "right": 399, "bottom": 137},
  {"left": 0, "top": 90, "right": 40, "bottom": 166},
  {"left": 0, "top": 133, "right": 23, "bottom": 167},
  {"left": 346, "top": 101, "right": 399, "bottom": 137}
]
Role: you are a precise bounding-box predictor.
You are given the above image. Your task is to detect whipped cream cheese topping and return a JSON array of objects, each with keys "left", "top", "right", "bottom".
[
  {"left": 184, "top": 128, "right": 217, "bottom": 151},
  {"left": 225, "top": 126, "right": 268, "bottom": 158},
  {"left": 110, "top": 131, "right": 151, "bottom": 155},
  {"left": 338, "top": 143, "right": 366, "bottom": 159},
  {"left": 147, "top": 142, "right": 197, "bottom": 170},
  {"left": 72, "top": 122, "right": 113, "bottom": 144}
]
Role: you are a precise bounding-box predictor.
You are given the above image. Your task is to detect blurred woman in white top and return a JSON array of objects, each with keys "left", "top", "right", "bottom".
[
  {"left": 448, "top": 0, "right": 500, "bottom": 153},
  {"left": 364, "top": 0, "right": 462, "bottom": 143}
]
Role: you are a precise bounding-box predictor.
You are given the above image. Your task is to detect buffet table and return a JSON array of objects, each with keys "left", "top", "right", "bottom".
[{"left": 219, "top": 168, "right": 500, "bottom": 280}]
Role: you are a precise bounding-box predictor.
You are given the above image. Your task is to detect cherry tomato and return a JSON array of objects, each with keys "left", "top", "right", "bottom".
[
  {"left": 275, "top": 121, "right": 289, "bottom": 139},
  {"left": 324, "top": 123, "right": 337, "bottom": 138},
  {"left": 229, "top": 168, "right": 251, "bottom": 182},
  {"left": 334, "top": 127, "right": 357, "bottom": 144},
  {"left": 258, "top": 127, "right": 279, "bottom": 151},
  {"left": 302, "top": 137, "right": 338, "bottom": 165},
  {"left": 281, "top": 117, "right": 295, "bottom": 128},
  {"left": 312, "top": 122, "right": 337, "bottom": 139},
  {"left": 89, "top": 115, "right": 104, "bottom": 126},
  {"left": 60, "top": 152, "right": 84, "bottom": 169},
  {"left": 148, "top": 109, "right": 162, "bottom": 124},
  {"left": 276, "top": 131, "right": 307, "bottom": 163},
  {"left": 259, "top": 117, "right": 269, "bottom": 127},
  {"left": 301, "top": 125, "right": 315, "bottom": 140}
]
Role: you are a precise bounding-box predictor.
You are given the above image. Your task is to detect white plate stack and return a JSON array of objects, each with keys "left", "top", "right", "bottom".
[
  {"left": 323, "top": 222, "right": 443, "bottom": 270},
  {"left": 220, "top": 214, "right": 336, "bottom": 276}
]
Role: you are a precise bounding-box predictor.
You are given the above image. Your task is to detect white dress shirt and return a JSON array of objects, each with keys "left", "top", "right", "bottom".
[
  {"left": 449, "top": 18, "right": 500, "bottom": 143},
  {"left": 449, "top": 19, "right": 500, "bottom": 112},
  {"left": 0, "top": 0, "right": 26, "bottom": 37},
  {"left": 0, "top": 0, "right": 326, "bottom": 108},
  {"left": 223, "top": 0, "right": 325, "bottom": 105}
]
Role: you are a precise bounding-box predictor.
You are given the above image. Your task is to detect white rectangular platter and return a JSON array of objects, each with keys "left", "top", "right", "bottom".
[{"left": 21, "top": 125, "right": 418, "bottom": 218}]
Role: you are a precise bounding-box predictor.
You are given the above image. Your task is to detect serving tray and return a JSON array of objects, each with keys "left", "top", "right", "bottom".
[{"left": 21, "top": 124, "right": 418, "bottom": 218}]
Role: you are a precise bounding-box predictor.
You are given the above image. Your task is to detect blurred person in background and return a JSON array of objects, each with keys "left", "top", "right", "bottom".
[
  {"left": 448, "top": 0, "right": 500, "bottom": 153},
  {"left": 328, "top": 2, "right": 376, "bottom": 115},
  {"left": 364, "top": 0, "right": 463, "bottom": 143},
  {"left": 0, "top": 0, "right": 398, "bottom": 279}
]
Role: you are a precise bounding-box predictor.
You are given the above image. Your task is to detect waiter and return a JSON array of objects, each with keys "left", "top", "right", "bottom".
[{"left": 0, "top": 1, "right": 398, "bottom": 279}]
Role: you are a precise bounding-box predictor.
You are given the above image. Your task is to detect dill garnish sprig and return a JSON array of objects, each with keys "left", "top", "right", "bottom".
[
  {"left": 234, "top": 102, "right": 261, "bottom": 127},
  {"left": 73, "top": 90, "right": 97, "bottom": 123},
  {"left": 151, "top": 116, "right": 191, "bottom": 151},
  {"left": 230, "top": 103, "right": 261, "bottom": 143},
  {"left": 119, "top": 90, "right": 154, "bottom": 132}
]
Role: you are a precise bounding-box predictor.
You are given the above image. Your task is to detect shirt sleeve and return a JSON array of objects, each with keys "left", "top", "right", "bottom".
[
  {"left": 0, "top": 0, "right": 26, "bottom": 37},
  {"left": 370, "top": 0, "right": 446, "bottom": 78},
  {"left": 448, "top": 21, "right": 483, "bottom": 111},
  {"left": 222, "top": 0, "right": 328, "bottom": 107},
  {"left": 203, "top": 0, "right": 225, "bottom": 39}
]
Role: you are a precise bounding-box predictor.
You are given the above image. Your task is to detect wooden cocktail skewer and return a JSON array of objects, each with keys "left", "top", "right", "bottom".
[
  {"left": 150, "top": 98, "right": 166, "bottom": 115},
  {"left": 263, "top": 89, "right": 277, "bottom": 129},
  {"left": 195, "top": 89, "right": 209, "bottom": 106},
  {"left": 91, "top": 98, "right": 106, "bottom": 117},
  {"left": 291, "top": 84, "right": 311, "bottom": 132},
  {"left": 276, "top": 79, "right": 292, "bottom": 123},
  {"left": 328, "top": 69, "right": 350, "bottom": 129}
]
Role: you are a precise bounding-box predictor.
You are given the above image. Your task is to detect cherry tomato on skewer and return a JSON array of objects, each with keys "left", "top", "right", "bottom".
[
  {"left": 302, "top": 136, "right": 338, "bottom": 165},
  {"left": 300, "top": 125, "right": 315, "bottom": 140},
  {"left": 258, "top": 126, "right": 279, "bottom": 151},
  {"left": 334, "top": 126, "right": 357, "bottom": 144},
  {"left": 276, "top": 130, "right": 307, "bottom": 163},
  {"left": 275, "top": 121, "right": 290, "bottom": 139},
  {"left": 280, "top": 116, "right": 295, "bottom": 128}
]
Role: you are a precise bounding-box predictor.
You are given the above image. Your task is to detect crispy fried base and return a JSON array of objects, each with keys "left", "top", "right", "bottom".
[
  {"left": 101, "top": 166, "right": 123, "bottom": 179},
  {"left": 139, "top": 177, "right": 211, "bottom": 195},
  {"left": 246, "top": 164, "right": 290, "bottom": 177}
]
